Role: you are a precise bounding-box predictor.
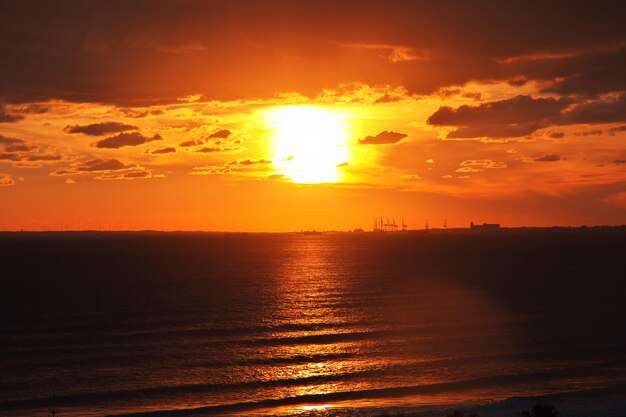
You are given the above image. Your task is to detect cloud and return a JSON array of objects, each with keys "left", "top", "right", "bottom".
[
  {"left": 193, "top": 145, "right": 240, "bottom": 153},
  {"left": 446, "top": 123, "right": 543, "bottom": 139},
  {"left": 508, "top": 76, "right": 529, "bottom": 87},
  {"left": 607, "top": 125, "right": 626, "bottom": 135},
  {"left": 77, "top": 159, "right": 131, "bottom": 171},
  {"left": 180, "top": 139, "right": 203, "bottom": 147},
  {"left": 180, "top": 129, "right": 234, "bottom": 149},
  {"left": 0, "top": 151, "right": 63, "bottom": 164},
  {"left": 455, "top": 166, "right": 482, "bottom": 173},
  {"left": 50, "top": 158, "right": 154, "bottom": 180},
  {"left": 119, "top": 108, "right": 165, "bottom": 118},
  {"left": 208, "top": 129, "right": 232, "bottom": 139},
  {"left": 575, "top": 129, "right": 603, "bottom": 137},
  {"left": 95, "top": 171, "right": 151, "bottom": 180},
  {"left": 9, "top": 103, "right": 50, "bottom": 115},
  {"left": 147, "top": 147, "right": 177, "bottom": 155},
  {"left": 459, "top": 159, "right": 507, "bottom": 169},
  {"left": 64, "top": 122, "right": 139, "bottom": 136},
  {"left": 22, "top": 154, "right": 62, "bottom": 162},
  {"left": 401, "top": 174, "right": 421, "bottom": 180},
  {"left": 0, "top": 173, "right": 14, "bottom": 186},
  {"left": 0, "top": 135, "right": 36, "bottom": 152},
  {"left": 0, "top": 135, "right": 63, "bottom": 164},
  {"left": 228, "top": 158, "right": 272, "bottom": 165},
  {"left": 533, "top": 154, "right": 561, "bottom": 162},
  {"left": 548, "top": 131, "right": 565, "bottom": 139},
  {"left": 374, "top": 94, "right": 401, "bottom": 104},
  {"left": 540, "top": 49, "right": 626, "bottom": 97},
  {"left": 65, "top": 178, "right": 76, "bottom": 184},
  {"left": 192, "top": 158, "right": 273, "bottom": 176},
  {"left": 94, "top": 132, "right": 162, "bottom": 148},
  {"left": 558, "top": 94, "right": 626, "bottom": 125},
  {"left": 0, "top": 153, "right": 20, "bottom": 161},
  {"left": 427, "top": 95, "right": 569, "bottom": 138},
  {"left": 0, "top": 103, "right": 23, "bottom": 123},
  {"left": 1, "top": 2, "right": 625, "bottom": 105},
  {"left": 427, "top": 95, "right": 568, "bottom": 126},
  {"left": 359, "top": 131, "right": 408, "bottom": 145},
  {"left": 51, "top": 158, "right": 134, "bottom": 176}
]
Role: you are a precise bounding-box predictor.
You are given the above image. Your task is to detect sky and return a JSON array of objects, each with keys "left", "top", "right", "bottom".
[{"left": 1, "top": 0, "right": 625, "bottom": 231}]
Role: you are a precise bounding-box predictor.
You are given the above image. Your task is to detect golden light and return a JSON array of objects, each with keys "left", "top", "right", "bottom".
[
  {"left": 266, "top": 106, "right": 350, "bottom": 183},
  {"left": 300, "top": 404, "right": 334, "bottom": 411}
]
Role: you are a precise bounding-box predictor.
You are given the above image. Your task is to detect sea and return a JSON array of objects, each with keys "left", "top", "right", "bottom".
[{"left": 1, "top": 230, "right": 625, "bottom": 417}]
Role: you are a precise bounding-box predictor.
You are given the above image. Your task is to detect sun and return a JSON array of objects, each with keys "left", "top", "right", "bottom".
[{"left": 266, "top": 106, "right": 350, "bottom": 183}]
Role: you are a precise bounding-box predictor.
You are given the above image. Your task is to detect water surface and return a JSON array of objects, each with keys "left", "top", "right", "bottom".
[{"left": 1, "top": 230, "right": 625, "bottom": 416}]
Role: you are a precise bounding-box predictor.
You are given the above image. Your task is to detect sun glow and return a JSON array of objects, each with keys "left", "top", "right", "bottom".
[{"left": 267, "top": 106, "right": 350, "bottom": 183}]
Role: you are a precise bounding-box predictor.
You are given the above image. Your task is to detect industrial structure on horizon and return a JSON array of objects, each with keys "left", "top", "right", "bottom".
[
  {"left": 470, "top": 222, "right": 501, "bottom": 231},
  {"left": 373, "top": 217, "right": 408, "bottom": 232}
]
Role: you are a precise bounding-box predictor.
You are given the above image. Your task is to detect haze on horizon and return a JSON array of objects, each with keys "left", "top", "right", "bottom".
[{"left": 1, "top": 0, "right": 625, "bottom": 231}]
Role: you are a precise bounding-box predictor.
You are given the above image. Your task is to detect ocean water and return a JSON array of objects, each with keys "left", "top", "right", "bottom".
[{"left": 1, "top": 230, "right": 625, "bottom": 417}]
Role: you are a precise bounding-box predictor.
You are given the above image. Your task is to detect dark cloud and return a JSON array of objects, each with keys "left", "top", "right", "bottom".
[
  {"left": 119, "top": 108, "right": 165, "bottom": 118},
  {"left": 508, "top": 76, "right": 529, "bottom": 87},
  {"left": 8, "top": 103, "right": 51, "bottom": 115},
  {"left": 148, "top": 147, "right": 176, "bottom": 154},
  {"left": 193, "top": 145, "right": 239, "bottom": 153},
  {"left": 207, "top": 129, "right": 231, "bottom": 139},
  {"left": 447, "top": 123, "right": 543, "bottom": 139},
  {"left": 0, "top": 135, "right": 63, "bottom": 162},
  {"left": 608, "top": 125, "right": 626, "bottom": 135},
  {"left": 23, "top": 154, "right": 62, "bottom": 162},
  {"left": 558, "top": 94, "right": 626, "bottom": 125},
  {"left": 428, "top": 95, "right": 568, "bottom": 126},
  {"left": 374, "top": 94, "right": 401, "bottom": 104},
  {"left": 539, "top": 49, "right": 626, "bottom": 97},
  {"left": 94, "top": 132, "right": 162, "bottom": 148},
  {"left": 0, "top": 104, "right": 23, "bottom": 123},
  {"left": 462, "top": 92, "right": 482, "bottom": 100},
  {"left": 0, "top": 135, "right": 36, "bottom": 152},
  {"left": 575, "top": 129, "right": 603, "bottom": 137},
  {"left": 228, "top": 158, "right": 271, "bottom": 165},
  {"left": 548, "top": 131, "right": 565, "bottom": 139},
  {"left": 1, "top": 1, "right": 624, "bottom": 104},
  {"left": 533, "top": 154, "right": 561, "bottom": 162},
  {"left": 78, "top": 159, "right": 132, "bottom": 172},
  {"left": 64, "top": 122, "right": 139, "bottom": 136},
  {"left": 180, "top": 139, "right": 203, "bottom": 147},
  {"left": 614, "top": 159, "right": 626, "bottom": 164},
  {"left": 0, "top": 153, "right": 20, "bottom": 161},
  {"left": 50, "top": 158, "right": 135, "bottom": 176},
  {"left": 428, "top": 95, "right": 570, "bottom": 138},
  {"left": 359, "top": 131, "right": 408, "bottom": 144}
]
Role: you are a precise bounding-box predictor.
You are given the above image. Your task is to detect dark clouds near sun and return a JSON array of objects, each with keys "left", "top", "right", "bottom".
[{"left": 0, "top": 0, "right": 624, "bottom": 105}]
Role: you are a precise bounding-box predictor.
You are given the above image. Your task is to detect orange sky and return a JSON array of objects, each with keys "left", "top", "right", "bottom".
[{"left": 1, "top": 1, "right": 625, "bottom": 230}]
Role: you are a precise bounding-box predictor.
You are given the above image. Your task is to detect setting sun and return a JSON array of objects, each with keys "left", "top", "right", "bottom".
[
  {"left": 266, "top": 106, "right": 350, "bottom": 183},
  {"left": 2, "top": 3, "right": 626, "bottom": 417}
]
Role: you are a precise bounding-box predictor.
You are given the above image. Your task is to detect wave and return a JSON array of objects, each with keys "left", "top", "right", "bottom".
[
  {"left": 3, "top": 359, "right": 625, "bottom": 413},
  {"left": 0, "top": 321, "right": 371, "bottom": 352},
  {"left": 104, "top": 376, "right": 626, "bottom": 417}
]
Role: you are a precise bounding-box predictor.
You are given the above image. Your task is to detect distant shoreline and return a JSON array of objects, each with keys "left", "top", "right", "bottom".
[{"left": 0, "top": 225, "right": 625, "bottom": 235}]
